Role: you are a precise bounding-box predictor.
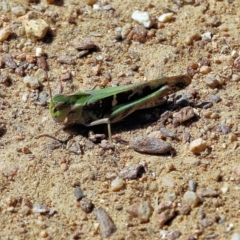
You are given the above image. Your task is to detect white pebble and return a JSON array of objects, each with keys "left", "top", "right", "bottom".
[
  {"left": 23, "top": 75, "right": 41, "bottom": 89},
  {"left": 221, "top": 183, "right": 229, "bottom": 194},
  {"left": 0, "top": 26, "right": 11, "bottom": 42},
  {"left": 232, "top": 74, "right": 240, "bottom": 82},
  {"left": 189, "top": 138, "right": 207, "bottom": 154},
  {"left": 183, "top": 191, "right": 200, "bottom": 207},
  {"left": 103, "top": 4, "right": 114, "bottom": 11},
  {"left": 25, "top": 19, "right": 49, "bottom": 40},
  {"left": 132, "top": 10, "right": 153, "bottom": 28},
  {"left": 22, "top": 92, "right": 29, "bottom": 102},
  {"left": 0, "top": 89, "right": 7, "bottom": 98},
  {"left": 231, "top": 50, "right": 238, "bottom": 58},
  {"left": 111, "top": 177, "right": 124, "bottom": 191},
  {"left": 201, "top": 32, "right": 212, "bottom": 41},
  {"left": 200, "top": 66, "right": 211, "bottom": 74},
  {"left": 33, "top": 204, "right": 49, "bottom": 213},
  {"left": 231, "top": 233, "right": 240, "bottom": 240},
  {"left": 158, "top": 13, "right": 174, "bottom": 23},
  {"left": 93, "top": 3, "right": 101, "bottom": 10},
  {"left": 11, "top": 6, "right": 26, "bottom": 17},
  {"left": 35, "top": 47, "right": 43, "bottom": 57}
]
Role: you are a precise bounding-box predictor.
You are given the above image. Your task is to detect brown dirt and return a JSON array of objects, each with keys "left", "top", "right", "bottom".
[{"left": 1, "top": 0, "right": 240, "bottom": 239}]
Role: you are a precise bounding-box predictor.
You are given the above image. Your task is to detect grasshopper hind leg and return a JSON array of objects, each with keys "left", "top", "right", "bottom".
[{"left": 137, "top": 98, "right": 166, "bottom": 110}]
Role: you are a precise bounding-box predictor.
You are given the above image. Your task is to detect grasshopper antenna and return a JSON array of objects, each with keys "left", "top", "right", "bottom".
[{"left": 47, "top": 73, "right": 55, "bottom": 107}]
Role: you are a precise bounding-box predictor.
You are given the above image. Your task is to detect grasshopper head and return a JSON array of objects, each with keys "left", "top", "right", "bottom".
[{"left": 49, "top": 95, "right": 73, "bottom": 124}]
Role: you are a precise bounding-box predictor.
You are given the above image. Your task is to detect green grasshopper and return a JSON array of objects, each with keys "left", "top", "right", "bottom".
[{"left": 44, "top": 74, "right": 191, "bottom": 142}]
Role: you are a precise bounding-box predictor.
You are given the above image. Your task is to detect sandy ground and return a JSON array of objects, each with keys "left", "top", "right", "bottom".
[{"left": 1, "top": 0, "right": 240, "bottom": 239}]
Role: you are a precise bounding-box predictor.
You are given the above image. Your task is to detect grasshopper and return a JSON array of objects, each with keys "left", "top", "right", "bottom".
[{"left": 44, "top": 74, "right": 191, "bottom": 142}]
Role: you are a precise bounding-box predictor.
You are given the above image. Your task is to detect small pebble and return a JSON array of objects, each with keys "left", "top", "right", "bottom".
[
  {"left": 79, "top": 198, "right": 94, "bottom": 213},
  {"left": 35, "top": 47, "right": 44, "bottom": 57},
  {"left": 61, "top": 72, "right": 71, "bottom": 81},
  {"left": 74, "top": 186, "right": 85, "bottom": 201},
  {"left": 130, "top": 136, "right": 173, "bottom": 154},
  {"left": 0, "top": 89, "right": 7, "bottom": 98},
  {"left": 67, "top": 141, "right": 83, "bottom": 155},
  {"left": 228, "top": 133, "right": 237, "bottom": 143},
  {"left": 37, "top": 56, "right": 48, "bottom": 70},
  {"left": 0, "top": 74, "right": 11, "bottom": 86},
  {"left": 25, "top": 19, "right": 49, "bottom": 40},
  {"left": 126, "top": 201, "right": 152, "bottom": 223},
  {"left": 0, "top": 26, "right": 11, "bottom": 42},
  {"left": 201, "top": 32, "right": 212, "bottom": 41},
  {"left": 57, "top": 55, "right": 76, "bottom": 65},
  {"left": 199, "top": 58, "right": 211, "bottom": 67},
  {"left": 93, "top": 3, "right": 101, "bottom": 10},
  {"left": 60, "top": 163, "right": 68, "bottom": 171},
  {"left": 160, "top": 111, "right": 172, "bottom": 123},
  {"left": 187, "top": 61, "right": 198, "bottom": 70},
  {"left": 127, "top": 25, "right": 148, "bottom": 43},
  {"left": 23, "top": 75, "right": 41, "bottom": 89},
  {"left": 22, "top": 147, "right": 31, "bottom": 154},
  {"left": 234, "top": 56, "right": 240, "bottom": 70},
  {"left": 231, "top": 233, "right": 240, "bottom": 240},
  {"left": 11, "top": 6, "right": 26, "bottom": 17},
  {"left": 33, "top": 204, "right": 49, "bottom": 213},
  {"left": 185, "top": 36, "right": 193, "bottom": 45},
  {"left": 205, "top": 233, "right": 218, "bottom": 239},
  {"left": 179, "top": 204, "right": 191, "bottom": 215},
  {"left": 147, "top": 130, "right": 164, "bottom": 138},
  {"left": 233, "top": 164, "right": 240, "bottom": 175},
  {"left": 119, "top": 164, "right": 145, "bottom": 180},
  {"left": 189, "top": 138, "right": 207, "bottom": 154},
  {"left": 34, "top": 68, "right": 47, "bottom": 83},
  {"left": 157, "top": 209, "right": 176, "bottom": 228},
  {"left": 201, "top": 218, "right": 213, "bottom": 228},
  {"left": 188, "top": 180, "right": 197, "bottom": 191},
  {"left": 39, "top": 230, "right": 48, "bottom": 238},
  {"left": 200, "top": 66, "right": 212, "bottom": 74},
  {"left": 103, "top": 4, "right": 114, "bottom": 11},
  {"left": 2, "top": 54, "right": 17, "bottom": 69},
  {"left": 197, "top": 188, "right": 219, "bottom": 198},
  {"left": 218, "top": 124, "right": 231, "bottom": 134},
  {"left": 131, "top": 10, "right": 153, "bottom": 28},
  {"left": 209, "top": 95, "right": 221, "bottom": 103},
  {"left": 160, "top": 127, "right": 176, "bottom": 139},
  {"left": 183, "top": 191, "right": 200, "bottom": 207},
  {"left": 111, "top": 177, "right": 124, "bottom": 191},
  {"left": 19, "top": 206, "right": 31, "bottom": 215},
  {"left": 168, "top": 230, "right": 181, "bottom": 240},
  {"left": 221, "top": 182, "right": 229, "bottom": 193},
  {"left": 173, "top": 106, "right": 195, "bottom": 123},
  {"left": 232, "top": 74, "right": 240, "bottom": 82},
  {"left": 158, "top": 13, "right": 174, "bottom": 23},
  {"left": 99, "top": 140, "right": 115, "bottom": 150},
  {"left": 121, "top": 23, "right": 132, "bottom": 38},
  {"left": 205, "top": 74, "right": 220, "bottom": 88},
  {"left": 94, "top": 208, "right": 116, "bottom": 238},
  {"left": 70, "top": 39, "right": 96, "bottom": 50}
]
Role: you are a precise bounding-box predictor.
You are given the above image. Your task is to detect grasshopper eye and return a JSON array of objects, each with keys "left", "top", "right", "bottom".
[{"left": 53, "top": 102, "right": 67, "bottom": 111}]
